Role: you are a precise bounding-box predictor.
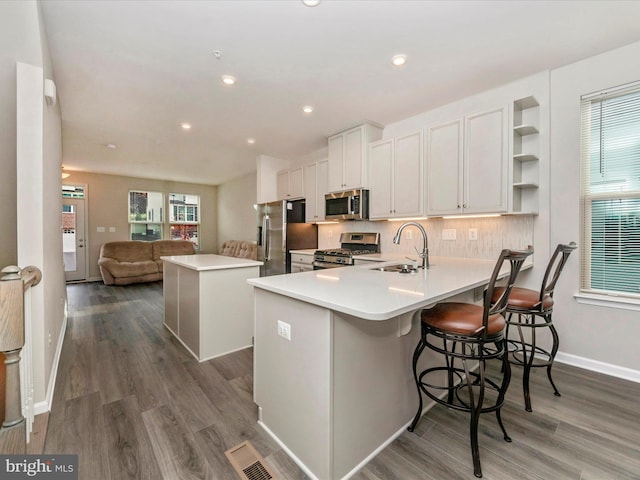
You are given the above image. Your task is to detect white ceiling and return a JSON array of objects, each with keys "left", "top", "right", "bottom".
[{"left": 41, "top": 0, "right": 640, "bottom": 186}]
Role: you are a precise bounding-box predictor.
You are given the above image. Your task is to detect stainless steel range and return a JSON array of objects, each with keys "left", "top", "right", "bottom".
[{"left": 313, "top": 232, "right": 380, "bottom": 269}]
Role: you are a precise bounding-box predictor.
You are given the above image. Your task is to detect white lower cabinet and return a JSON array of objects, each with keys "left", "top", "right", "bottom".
[
  {"left": 291, "top": 251, "right": 314, "bottom": 272},
  {"left": 426, "top": 105, "right": 508, "bottom": 216},
  {"left": 369, "top": 130, "right": 423, "bottom": 219}
]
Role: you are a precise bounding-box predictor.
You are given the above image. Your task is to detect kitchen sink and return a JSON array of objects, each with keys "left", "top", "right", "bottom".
[{"left": 374, "top": 263, "right": 419, "bottom": 274}]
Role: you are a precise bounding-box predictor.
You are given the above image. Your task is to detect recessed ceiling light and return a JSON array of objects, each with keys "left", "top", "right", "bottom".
[
  {"left": 302, "top": 0, "right": 321, "bottom": 6},
  {"left": 105, "top": 143, "right": 117, "bottom": 149},
  {"left": 391, "top": 54, "right": 408, "bottom": 67},
  {"left": 181, "top": 123, "right": 192, "bottom": 130},
  {"left": 221, "top": 75, "right": 236, "bottom": 86},
  {"left": 303, "top": 106, "right": 314, "bottom": 114},
  {"left": 247, "top": 138, "right": 256, "bottom": 144}
]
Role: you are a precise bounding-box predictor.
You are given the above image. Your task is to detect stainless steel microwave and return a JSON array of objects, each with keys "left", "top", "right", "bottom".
[{"left": 325, "top": 189, "right": 369, "bottom": 221}]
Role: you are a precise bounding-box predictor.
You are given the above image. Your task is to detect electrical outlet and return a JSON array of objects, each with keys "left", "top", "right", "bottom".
[
  {"left": 406, "top": 229, "right": 413, "bottom": 240},
  {"left": 277, "top": 320, "right": 291, "bottom": 341},
  {"left": 442, "top": 229, "right": 457, "bottom": 241},
  {"left": 48, "top": 331, "right": 52, "bottom": 345},
  {"left": 328, "top": 230, "right": 333, "bottom": 238},
  {"left": 468, "top": 228, "right": 478, "bottom": 241}
]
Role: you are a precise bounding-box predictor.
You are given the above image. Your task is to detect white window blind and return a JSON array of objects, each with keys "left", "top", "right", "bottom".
[{"left": 580, "top": 82, "right": 640, "bottom": 298}]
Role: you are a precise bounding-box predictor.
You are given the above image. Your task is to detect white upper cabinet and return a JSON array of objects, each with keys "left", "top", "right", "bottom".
[
  {"left": 426, "top": 105, "right": 508, "bottom": 216},
  {"left": 464, "top": 106, "right": 509, "bottom": 214},
  {"left": 303, "top": 160, "right": 328, "bottom": 222},
  {"left": 327, "top": 123, "right": 383, "bottom": 192},
  {"left": 426, "top": 119, "right": 463, "bottom": 215},
  {"left": 277, "top": 166, "right": 304, "bottom": 200},
  {"left": 369, "top": 131, "right": 423, "bottom": 219}
]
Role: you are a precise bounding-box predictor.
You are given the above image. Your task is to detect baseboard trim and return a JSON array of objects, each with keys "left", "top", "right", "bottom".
[
  {"left": 257, "top": 398, "right": 439, "bottom": 480},
  {"left": 34, "top": 311, "right": 68, "bottom": 416},
  {"left": 257, "top": 419, "right": 319, "bottom": 480},
  {"left": 556, "top": 351, "right": 640, "bottom": 383}
]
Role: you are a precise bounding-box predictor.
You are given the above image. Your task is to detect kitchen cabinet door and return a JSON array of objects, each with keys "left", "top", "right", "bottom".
[
  {"left": 369, "top": 132, "right": 423, "bottom": 219},
  {"left": 304, "top": 160, "right": 328, "bottom": 222},
  {"left": 369, "top": 139, "right": 394, "bottom": 219},
  {"left": 343, "top": 126, "right": 364, "bottom": 190},
  {"left": 316, "top": 160, "right": 327, "bottom": 220},
  {"left": 277, "top": 167, "right": 304, "bottom": 200},
  {"left": 277, "top": 170, "right": 289, "bottom": 200},
  {"left": 425, "top": 106, "right": 507, "bottom": 216},
  {"left": 426, "top": 119, "right": 463, "bottom": 215},
  {"left": 464, "top": 106, "right": 508, "bottom": 214},
  {"left": 327, "top": 123, "right": 382, "bottom": 192},
  {"left": 327, "top": 134, "right": 345, "bottom": 192},
  {"left": 304, "top": 162, "right": 317, "bottom": 222},
  {"left": 393, "top": 130, "right": 423, "bottom": 217}
]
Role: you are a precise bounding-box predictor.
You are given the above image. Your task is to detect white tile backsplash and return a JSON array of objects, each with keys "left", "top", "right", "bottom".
[{"left": 318, "top": 216, "right": 534, "bottom": 260}]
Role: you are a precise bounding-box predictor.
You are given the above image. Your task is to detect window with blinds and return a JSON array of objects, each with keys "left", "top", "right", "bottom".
[{"left": 580, "top": 82, "right": 640, "bottom": 298}]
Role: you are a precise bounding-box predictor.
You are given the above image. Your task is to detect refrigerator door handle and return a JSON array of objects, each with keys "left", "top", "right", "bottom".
[{"left": 263, "top": 215, "right": 270, "bottom": 261}]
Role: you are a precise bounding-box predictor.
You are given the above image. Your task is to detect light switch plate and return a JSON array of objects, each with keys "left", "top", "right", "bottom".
[
  {"left": 442, "top": 229, "right": 456, "bottom": 241},
  {"left": 277, "top": 320, "right": 291, "bottom": 341},
  {"left": 97, "top": 226, "right": 105, "bottom": 233},
  {"left": 109, "top": 227, "right": 116, "bottom": 233}
]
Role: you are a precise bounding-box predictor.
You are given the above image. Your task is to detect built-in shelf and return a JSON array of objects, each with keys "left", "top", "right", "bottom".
[
  {"left": 514, "top": 124, "right": 539, "bottom": 136},
  {"left": 511, "top": 95, "right": 540, "bottom": 214},
  {"left": 513, "top": 153, "right": 539, "bottom": 162},
  {"left": 514, "top": 96, "right": 539, "bottom": 110}
]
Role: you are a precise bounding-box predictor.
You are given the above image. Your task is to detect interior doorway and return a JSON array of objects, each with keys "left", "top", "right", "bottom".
[{"left": 62, "top": 195, "right": 86, "bottom": 282}]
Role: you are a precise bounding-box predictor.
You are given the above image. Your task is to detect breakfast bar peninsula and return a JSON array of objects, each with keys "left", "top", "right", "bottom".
[{"left": 248, "top": 256, "right": 528, "bottom": 480}]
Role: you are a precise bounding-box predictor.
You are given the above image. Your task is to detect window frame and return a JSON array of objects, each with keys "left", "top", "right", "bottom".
[
  {"left": 128, "top": 190, "right": 164, "bottom": 241},
  {"left": 169, "top": 193, "right": 200, "bottom": 249},
  {"left": 579, "top": 81, "right": 640, "bottom": 301}
]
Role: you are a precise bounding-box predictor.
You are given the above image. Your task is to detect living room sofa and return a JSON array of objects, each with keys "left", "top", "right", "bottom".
[
  {"left": 98, "top": 240, "right": 195, "bottom": 285},
  {"left": 219, "top": 240, "right": 257, "bottom": 260}
]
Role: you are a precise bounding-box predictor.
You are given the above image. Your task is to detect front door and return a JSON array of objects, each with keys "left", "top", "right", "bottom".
[{"left": 62, "top": 198, "right": 86, "bottom": 281}]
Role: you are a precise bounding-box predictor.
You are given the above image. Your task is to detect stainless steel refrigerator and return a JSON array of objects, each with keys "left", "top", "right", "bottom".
[{"left": 257, "top": 199, "right": 318, "bottom": 276}]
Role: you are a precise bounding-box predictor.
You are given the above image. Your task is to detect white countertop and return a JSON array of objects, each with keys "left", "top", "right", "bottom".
[
  {"left": 162, "top": 254, "right": 263, "bottom": 271},
  {"left": 248, "top": 256, "right": 529, "bottom": 321}
]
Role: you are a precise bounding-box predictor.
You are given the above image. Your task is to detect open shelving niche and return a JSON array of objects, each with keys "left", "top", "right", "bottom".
[{"left": 511, "top": 95, "right": 540, "bottom": 214}]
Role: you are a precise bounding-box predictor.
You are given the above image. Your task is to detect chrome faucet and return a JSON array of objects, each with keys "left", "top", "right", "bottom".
[{"left": 393, "top": 222, "right": 429, "bottom": 269}]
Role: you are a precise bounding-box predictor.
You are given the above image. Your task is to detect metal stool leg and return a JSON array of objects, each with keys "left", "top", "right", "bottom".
[
  {"left": 496, "top": 338, "right": 512, "bottom": 442},
  {"left": 408, "top": 338, "right": 426, "bottom": 432},
  {"left": 462, "top": 353, "right": 483, "bottom": 478},
  {"left": 547, "top": 320, "right": 561, "bottom": 397}
]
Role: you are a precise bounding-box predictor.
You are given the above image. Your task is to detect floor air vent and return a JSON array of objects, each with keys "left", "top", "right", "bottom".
[{"left": 225, "top": 440, "right": 277, "bottom": 480}]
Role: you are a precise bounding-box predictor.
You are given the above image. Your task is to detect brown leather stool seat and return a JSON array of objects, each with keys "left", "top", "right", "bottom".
[
  {"left": 491, "top": 242, "right": 576, "bottom": 412},
  {"left": 421, "top": 303, "right": 506, "bottom": 336},
  {"left": 407, "top": 247, "right": 533, "bottom": 478}
]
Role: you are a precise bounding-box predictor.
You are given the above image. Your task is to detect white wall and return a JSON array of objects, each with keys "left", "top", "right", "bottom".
[
  {"left": 0, "top": 1, "right": 44, "bottom": 267},
  {"left": 10, "top": 1, "right": 66, "bottom": 413},
  {"left": 550, "top": 40, "right": 640, "bottom": 376},
  {"left": 217, "top": 172, "right": 258, "bottom": 248}
]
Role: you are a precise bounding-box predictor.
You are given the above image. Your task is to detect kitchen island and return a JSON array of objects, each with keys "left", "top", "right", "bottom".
[
  {"left": 162, "top": 254, "right": 262, "bottom": 362},
  {"left": 248, "top": 256, "right": 529, "bottom": 480}
]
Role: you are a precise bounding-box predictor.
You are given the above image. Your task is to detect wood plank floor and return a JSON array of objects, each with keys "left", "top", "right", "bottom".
[{"left": 43, "top": 281, "right": 640, "bottom": 479}]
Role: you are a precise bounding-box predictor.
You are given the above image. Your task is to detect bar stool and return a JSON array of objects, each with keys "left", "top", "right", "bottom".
[
  {"left": 492, "top": 242, "right": 577, "bottom": 412},
  {"left": 408, "top": 246, "right": 533, "bottom": 478}
]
